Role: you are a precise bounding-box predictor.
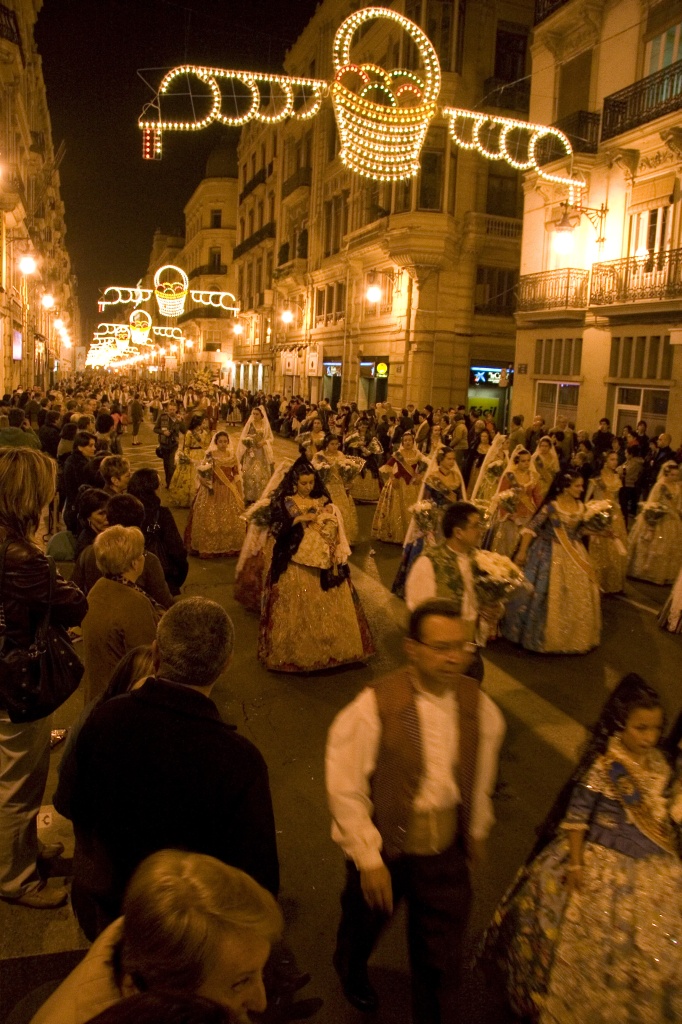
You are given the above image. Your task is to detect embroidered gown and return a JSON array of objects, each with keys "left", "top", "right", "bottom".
[
  {"left": 627, "top": 480, "right": 682, "bottom": 585},
  {"left": 371, "top": 449, "right": 427, "bottom": 544},
  {"left": 258, "top": 495, "right": 374, "bottom": 672},
  {"left": 488, "top": 469, "right": 542, "bottom": 558},
  {"left": 391, "top": 468, "right": 465, "bottom": 598},
  {"left": 501, "top": 502, "right": 601, "bottom": 653},
  {"left": 311, "top": 451, "right": 363, "bottom": 545},
  {"left": 345, "top": 435, "right": 382, "bottom": 504},
  {"left": 240, "top": 427, "right": 274, "bottom": 504},
  {"left": 485, "top": 736, "right": 682, "bottom": 1023},
  {"left": 168, "top": 429, "right": 208, "bottom": 508},
  {"left": 586, "top": 474, "right": 628, "bottom": 593},
  {"left": 187, "top": 452, "right": 246, "bottom": 557}
]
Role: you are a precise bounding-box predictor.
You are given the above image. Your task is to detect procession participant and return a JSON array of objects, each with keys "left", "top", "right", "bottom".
[
  {"left": 236, "top": 405, "right": 275, "bottom": 504},
  {"left": 187, "top": 431, "right": 246, "bottom": 558},
  {"left": 627, "top": 460, "right": 682, "bottom": 585},
  {"left": 585, "top": 450, "right": 628, "bottom": 593},
  {"left": 311, "top": 435, "right": 363, "bottom": 545},
  {"left": 371, "top": 432, "right": 426, "bottom": 545},
  {"left": 326, "top": 599, "right": 505, "bottom": 1022},
  {"left": 168, "top": 415, "right": 209, "bottom": 509},
  {"left": 487, "top": 447, "right": 541, "bottom": 558}
]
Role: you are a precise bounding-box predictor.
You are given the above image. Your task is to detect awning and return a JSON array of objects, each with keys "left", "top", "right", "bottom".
[{"left": 629, "top": 173, "right": 677, "bottom": 213}]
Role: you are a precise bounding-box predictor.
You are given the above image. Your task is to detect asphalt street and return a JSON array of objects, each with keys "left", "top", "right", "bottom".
[{"left": 2, "top": 418, "right": 680, "bottom": 1024}]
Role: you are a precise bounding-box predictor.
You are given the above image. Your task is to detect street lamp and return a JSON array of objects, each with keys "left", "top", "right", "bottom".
[
  {"left": 18, "top": 254, "right": 37, "bottom": 276},
  {"left": 41, "top": 293, "right": 55, "bottom": 310},
  {"left": 550, "top": 201, "right": 608, "bottom": 255}
]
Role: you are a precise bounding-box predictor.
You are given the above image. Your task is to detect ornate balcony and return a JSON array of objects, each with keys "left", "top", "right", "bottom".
[
  {"left": 465, "top": 212, "right": 522, "bottom": 239},
  {"left": 188, "top": 263, "right": 227, "bottom": 280},
  {"left": 534, "top": 0, "right": 570, "bottom": 25},
  {"left": 0, "top": 3, "right": 23, "bottom": 63},
  {"left": 483, "top": 76, "right": 530, "bottom": 113},
  {"left": 238, "top": 167, "right": 266, "bottom": 205},
  {"left": 590, "top": 248, "right": 682, "bottom": 306},
  {"left": 601, "top": 59, "right": 682, "bottom": 141},
  {"left": 281, "top": 165, "right": 312, "bottom": 200},
  {"left": 232, "top": 221, "right": 276, "bottom": 260},
  {"left": 517, "top": 268, "right": 589, "bottom": 312}
]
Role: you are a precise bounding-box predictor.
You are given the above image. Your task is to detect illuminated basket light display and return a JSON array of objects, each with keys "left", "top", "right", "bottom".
[
  {"left": 99, "top": 268, "right": 239, "bottom": 320},
  {"left": 129, "top": 308, "right": 152, "bottom": 344},
  {"left": 154, "top": 264, "right": 189, "bottom": 318},
  {"left": 137, "top": 6, "right": 584, "bottom": 196}
]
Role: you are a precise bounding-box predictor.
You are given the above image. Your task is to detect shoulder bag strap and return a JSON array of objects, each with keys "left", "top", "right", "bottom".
[{"left": 0, "top": 539, "right": 10, "bottom": 634}]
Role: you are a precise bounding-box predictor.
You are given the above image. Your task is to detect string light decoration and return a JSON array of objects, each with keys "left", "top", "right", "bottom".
[
  {"left": 442, "top": 107, "right": 585, "bottom": 200},
  {"left": 154, "top": 264, "right": 189, "bottom": 318},
  {"left": 99, "top": 272, "right": 240, "bottom": 320},
  {"left": 129, "top": 308, "right": 152, "bottom": 344},
  {"left": 137, "top": 6, "right": 583, "bottom": 193},
  {"left": 99, "top": 285, "right": 152, "bottom": 311},
  {"left": 191, "top": 289, "right": 239, "bottom": 312}
]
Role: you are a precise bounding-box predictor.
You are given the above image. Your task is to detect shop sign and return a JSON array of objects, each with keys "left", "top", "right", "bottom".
[
  {"left": 325, "top": 361, "right": 342, "bottom": 377},
  {"left": 469, "top": 366, "right": 514, "bottom": 387},
  {"left": 376, "top": 361, "right": 389, "bottom": 378}
]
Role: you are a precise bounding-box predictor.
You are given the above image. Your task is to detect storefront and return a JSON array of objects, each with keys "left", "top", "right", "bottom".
[
  {"left": 323, "top": 358, "right": 343, "bottom": 408},
  {"left": 358, "top": 357, "right": 389, "bottom": 407},
  {"left": 467, "top": 364, "right": 513, "bottom": 429}
]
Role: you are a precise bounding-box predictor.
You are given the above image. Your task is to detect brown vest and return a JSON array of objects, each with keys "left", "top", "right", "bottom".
[{"left": 371, "top": 668, "right": 480, "bottom": 861}]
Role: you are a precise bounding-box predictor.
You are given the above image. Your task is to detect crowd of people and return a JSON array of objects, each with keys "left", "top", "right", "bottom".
[{"left": 0, "top": 374, "right": 681, "bottom": 1024}]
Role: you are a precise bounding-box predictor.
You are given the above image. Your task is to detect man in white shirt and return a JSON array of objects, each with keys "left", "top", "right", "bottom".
[{"left": 326, "top": 599, "right": 506, "bottom": 1023}]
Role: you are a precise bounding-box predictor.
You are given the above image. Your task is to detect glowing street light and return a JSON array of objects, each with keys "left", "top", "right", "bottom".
[
  {"left": 233, "top": 322, "right": 244, "bottom": 335},
  {"left": 280, "top": 308, "right": 294, "bottom": 324},
  {"left": 41, "top": 293, "right": 56, "bottom": 310},
  {"left": 366, "top": 283, "right": 383, "bottom": 303},
  {"left": 18, "top": 254, "right": 37, "bottom": 276}
]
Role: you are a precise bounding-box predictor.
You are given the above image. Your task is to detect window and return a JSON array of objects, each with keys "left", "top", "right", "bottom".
[
  {"left": 255, "top": 259, "right": 262, "bottom": 298},
  {"left": 265, "top": 251, "right": 273, "bottom": 288},
  {"left": 260, "top": 144, "right": 266, "bottom": 170},
  {"left": 615, "top": 386, "right": 669, "bottom": 437},
  {"left": 486, "top": 164, "right": 521, "bottom": 218},
  {"left": 609, "top": 334, "right": 672, "bottom": 379},
  {"left": 257, "top": 201, "right": 264, "bottom": 231},
  {"left": 493, "top": 25, "right": 527, "bottom": 83},
  {"left": 447, "top": 149, "right": 457, "bottom": 215},
  {"left": 327, "top": 111, "right": 340, "bottom": 162},
  {"left": 404, "top": 0, "right": 422, "bottom": 69},
  {"left": 209, "top": 247, "right": 221, "bottom": 271},
  {"left": 248, "top": 210, "right": 254, "bottom": 237},
  {"left": 475, "top": 267, "right": 518, "bottom": 316},
  {"left": 239, "top": 217, "right": 245, "bottom": 243},
  {"left": 535, "top": 382, "right": 580, "bottom": 427},
  {"left": 246, "top": 264, "right": 253, "bottom": 310},
  {"left": 335, "top": 281, "right": 346, "bottom": 321},
  {"left": 364, "top": 273, "right": 393, "bottom": 317},
  {"left": 628, "top": 204, "right": 673, "bottom": 257},
  {"left": 455, "top": 0, "right": 466, "bottom": 75},
  {"left": 646, "top": 22, "right": 681, "bottom": 73},
  {"left": 394, "top": 177, "right": 412, "bottom": 214},
  {"left": 557, "top": 50, "right": 592, "bottom": 121},
  {"left": 534, "top": 337, "right": 583, "bottom": 376},
  {"left": 426, "top": 1, "right": 453, "bottom": 72},
  {"left": 417, "top": 128, "right": 445, "bottom": 211},
  {"left": 237, "top": 267, "right": 244, "bottom": 308},
  {"left": 268, "top": 194, "right": 275, "bottom": 224}
]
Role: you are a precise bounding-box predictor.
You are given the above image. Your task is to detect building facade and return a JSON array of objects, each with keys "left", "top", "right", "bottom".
[
  {"left": 0, "top": 0, "right": 79, "bottom": 393},
  {"left": 513, "top": 0, "right": 682, "bottom": 441},
  {"left": 232, "top": 0, "right": 535, "bottom": 416}
]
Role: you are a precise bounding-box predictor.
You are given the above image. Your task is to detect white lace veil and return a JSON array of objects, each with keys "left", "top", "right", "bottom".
[
  {"left": 205, "top": 429, "right": 242, "bottom": 480},
  {"left": 237, "top": 405, "right": 274, "bottom": 465},
  {"left": 235, "top": 457, "right": 294, "bottom": 577},
  {"left": 402, "top": 446, "right": 467, "bottom": 548},
  {"left": 531, "top": 435, "right": 560, "bottom": 476},
  {"left": 470, "top": 433, "right": 509, "bottom": 501},
  {"left": 496, "top": 444, "right": 536, "bottom": 494}
]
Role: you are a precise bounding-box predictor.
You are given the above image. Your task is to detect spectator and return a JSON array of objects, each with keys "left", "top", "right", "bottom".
[
  {"left": 524, "top": 415, "right": 545, "bottom": 453},
  {"left": 0, "top": 407, "right": 41, "bottom": 448},
  {"left": 94, "top": 413, "right": 122, "bottom": 456},
  {"left": 62, "top": 598, "right": 279, "bottom": 939},
  {"left": 619, "top": 447, "right": 644, "bottom": 525},
  {"left": 508, "top": 414, "right": 525, "bottom": 451},
  {"left": 24, "top": 390, "right": 42, "bottom": 429},
  {"left": 591, "top": 417, "right": 615, "bottom": 468},
  {"left": 82, "top": 992, "right": 232, "bottom": 1024},
  {"left": 153, "top": 402, "right": 182, "bottom": 488},
  {"left": 0, "top": 449, "right": 87, "bottom": 909},
  {"left": 73, "top": 488, "right": 110, "bottom": 559},
  {"left": 30, "top": 850, "right": 282, "bottom": 1024},
  {"left": 100, "top": 456, "right": 131, "bottom": 496},
  {"left": 635, "top": 419, "right": 649, "bottom": 457},
  {"left": 81, "top": 525, "right": 159, "bottom": 705},
  {"left": 129, "top": 393, "right": 144, "bottom": 447},
  {"left": 63, "top": 431, "right": 98, "bottom": 532},
  {"left": 38, "top": 410, "right": 61, "bottom": 458},
  {"left": 126, "top": 468, "right": 188, "bottom": 594}
]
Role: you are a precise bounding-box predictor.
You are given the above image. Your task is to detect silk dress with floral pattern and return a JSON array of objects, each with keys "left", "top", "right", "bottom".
[
  {"left": 187, "top": 453, "right": 246, "bottom": 557},
  {"left": 371, "top": 450, "right": 426, "bottom": 544},
  {"left": 311, "top": 452, "right": 362, "bottom": 545},
  {"left": 168, "top": 429, "right": 208, "bottom": 508},
  {"left": 627, "top": 480, "right": 682, "bottom": 585},
  {"left": 489, "top": 470, "right": 541, "bottom": 558},
  {"left": 586, "top": 473, "right": 628, "bottom": 593}
]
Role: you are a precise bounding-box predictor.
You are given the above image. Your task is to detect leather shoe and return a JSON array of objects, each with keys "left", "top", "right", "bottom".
[
  {"left": 333, "top": 952, "right": 378, "bottom": 1013},
  {"left": 3, "top": 883, "right": 68, "bottom": 909}
]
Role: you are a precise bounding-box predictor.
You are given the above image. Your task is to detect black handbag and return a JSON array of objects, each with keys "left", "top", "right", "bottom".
[{"left": 0, "top": 542, "right": 84, "bottom": 723}]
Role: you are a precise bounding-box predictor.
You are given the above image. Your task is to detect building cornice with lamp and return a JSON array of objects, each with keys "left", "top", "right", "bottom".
[
  {"left": 0, "top": 0, "right": 79, "bottom": 392},
  {"left": 232, "top": 0, "right": 534, "bottom": 418},
  {"left": 513, "top": 0, "right": 682, "bottom": 439}
]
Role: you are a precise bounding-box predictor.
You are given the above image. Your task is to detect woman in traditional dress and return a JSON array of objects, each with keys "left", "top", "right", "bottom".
[
  {"left": 484, "top": 673, "right": 682, "bottom": 1024},
  {"left": 345, "top": 420, "right": 382, "bottom": 504},
  {"left": 627, "top": 460, "right": 682, "bottom": 585},
  {"left": 659, "top": 563, "right": 682, "bottom": 633},
  {"left": 301, "top": 416, "right": 327, "bottom": 454},
  {"left": 487, "top": 446, "right": 542, "bottom": 558},
  {"left": 258, "top": 460, "right": 374, "bottom": 672},
  {"left": 186, "top": 431, "right": 246, "bottom": 558},
  {"left": 531, "top": 435, "right": 560, "bottom": 502},
  {"left": 227, "top": 392, "right": 242, "bottom": 426},
  {"left": 464, "top": 429, "right": 491, "bottom": 492},
  {"left": 371, "top": 432, "right": 427, "bottom": 544},
  {"left": 391, "top": 446, "right": 467, "bottom": 597},
  {"left": 234, "top": 460, "right": 293, "bottom": 613},
  {"left": 311, "top": 435, "right": 363, "bottom": 545},
  {"left": 470, "top": 433, "right": 509, "bottom": 508},
  {"left": 237, "top": 405, "right": 275, "bottom": 505},
  {"left": 501, "top": 470, "right": 601, "bottom": 653},
  {"left": 168, "top": 414, "right": 208, "bottom": 509},
  {"left": 585, "top": 450, "right": 628, "bottom": 593}
]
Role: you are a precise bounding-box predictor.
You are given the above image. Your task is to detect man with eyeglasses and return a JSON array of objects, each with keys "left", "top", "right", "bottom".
[{"left": 327, "top": 598, "right": 505, "bottom": 1023}]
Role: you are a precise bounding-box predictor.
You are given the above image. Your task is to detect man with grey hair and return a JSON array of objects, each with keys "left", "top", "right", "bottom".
[{"left": 65, "top": 597, "right": 279, "bottom": 940}]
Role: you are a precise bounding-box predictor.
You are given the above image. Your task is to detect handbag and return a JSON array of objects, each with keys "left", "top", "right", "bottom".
[{"left": 0, "top": 542, "right": 84, "bottom": 723}]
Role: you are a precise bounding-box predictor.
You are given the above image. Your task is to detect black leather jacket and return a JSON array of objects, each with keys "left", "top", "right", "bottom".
[{"left": 0, "top": 532, "right": 87, "bottom": 654}]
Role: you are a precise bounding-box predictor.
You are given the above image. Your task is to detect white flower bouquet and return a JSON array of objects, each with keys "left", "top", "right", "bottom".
[
  {"left": 643, "top": 502, "right": 667, "bottom": 526},
  {"left": 472, "top": 549, "right": 528, "bottom": 605},
  {"left": 339, "top": 455, "right": 365, "bottom": 485},
  {"left": 368, "top": 437, "right": 384, "bottom": 456},
  {"left": 408, "top": 499, "right": 439, "bottom": 534},
  {"left": 582, "top": 499, "right": 613, "bottom": 532},
  {"left": 488, "top": 459, "right": 506, "bottom": 479},
  {"left": 490, "top": 488, "right": 517, "bottom": 516},
  {"left": 241, "top": 497, "right": 274, "bottom": 528}
]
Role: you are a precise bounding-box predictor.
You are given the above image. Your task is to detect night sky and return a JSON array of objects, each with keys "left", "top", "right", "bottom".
[{"left": 35, "top": 0, "right": 320, "bottom": 339}]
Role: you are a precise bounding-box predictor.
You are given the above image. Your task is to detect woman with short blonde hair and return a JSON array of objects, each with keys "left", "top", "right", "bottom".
[{"left": 83, "top": 526, "right": 158, "bottom": 703}]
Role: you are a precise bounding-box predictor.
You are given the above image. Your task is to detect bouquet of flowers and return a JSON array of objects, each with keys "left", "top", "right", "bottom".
[
  {"left": 408, "top": 499, "right": 439, "bottom": 534},
  {"left": 490, "top": 489, "right": 517, "bottom": 516},
  {"left": 643, "top": 502, "right": 667, "bottom": 526},
  {"left": 339, "top": 455, "right": 365, "bottom": 485},
  {"left": 582, "top": 499, "right": 613, "bottom": 533},
  {"left": 196, "top": 459, "right": 214, "bottom": 492},
  {"left": 241, "top": 497, "right": 274, "bottom": 528},
  {"left": 472, "top": 549, "right": 528, "bottom": 604},
  {"left": 488, "top": 459, "right": 506, "bottom": 479},
  {"left": 471, "top": 499, "right": 492, "bottom": 527},
  {"left": 368, "top": 437, "right": 384, "bottom": 456}
]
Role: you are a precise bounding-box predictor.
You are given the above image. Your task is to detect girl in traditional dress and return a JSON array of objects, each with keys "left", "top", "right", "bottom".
[
  {"left": 168, "top": 415, "right": 208, "bottom": 509},
  {"left": 301, "top": 415, "right": 327, "bottom": 454},
  {"left": 487, "top": 446, "right": 542, "bottom": 558},
  {"left": 186, "top": 431, "right": 246, "bottom": 558},
  {"left": 237, "top": 405, "right": 275, "bottom": 504},
  {"left": 391, "top": 446, "right": 467, "bottom": 597},
  {"left": 345, "top": 420, "right": 383, "bottom": 504},
  {"left": 627, "top": 460, "right": 682, "bottom": 585},
  {"left": 464, "top": 429, "right": 491, "bottom": 492},
  {"left": 258, "top": 460, "right": 374, "bottom": 672},
  {"left": 531, "top": 434, "right": 560, "bottom": 502},
  {"left": 371, "top": 432, "right": 427, "bottom": 544},
  {"left": 502, "top": 470, "right": 601, "bottom": 653},
  {"left": 312, "top": 435, "right": 363, "bottom": 545},
  {"left": 234, "top": 460, "right": 293, "bottom": 613},
  {"left": 470, "top": 433, "right": 509, "bottom": 508},
  {"left": 484, "top": 673, "right": 682, "bottom": 1024},
  {"left": 585, "top": 450, "right": 628, "bottom": 593}
]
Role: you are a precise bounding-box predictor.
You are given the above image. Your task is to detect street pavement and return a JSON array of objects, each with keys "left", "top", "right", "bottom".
[{"left": 2, "top": 419, "right": 681, "bottom": 1023}]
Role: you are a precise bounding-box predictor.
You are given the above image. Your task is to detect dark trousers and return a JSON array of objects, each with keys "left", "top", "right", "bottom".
[
  {"left": 160, "top": 446, "right": 177, "bottom": 487},
  {"left": 335, "top": 842, "right": 472, "bottom": 1024}
]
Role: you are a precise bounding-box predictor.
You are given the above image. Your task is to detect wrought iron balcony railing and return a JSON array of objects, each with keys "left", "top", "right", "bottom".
[
  {"left": 537, "top": 110, "right": 601, "bottom": 164},
  {"left": 482, "top": 76, "right": 530, "bottom": 113},
  {"left": 188, "top": 263, "right": 227, "bottom": 280},
  {"left": 0, "top": 3, "right": 23, "bottom": 63},
  {"left": 517, "top": 268, "right": 589, "bottom": 311},
  {"left": 232, "top": 221, "right": 276, "bottom": 260},
  {"left": 534, "top": 0, "right": 570, "bottom": 25},
  {"left": 281, "top": 165, "right": 312, "bottom": 199},
  {"left": 238, "top": 167, "right": 266, "bottom": 205},
  {"left": 601, "top": 59, "right": 682, "bottom": 141},
  {"left": 590, "top": 248, "right": 682, "bottom": 305}
]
